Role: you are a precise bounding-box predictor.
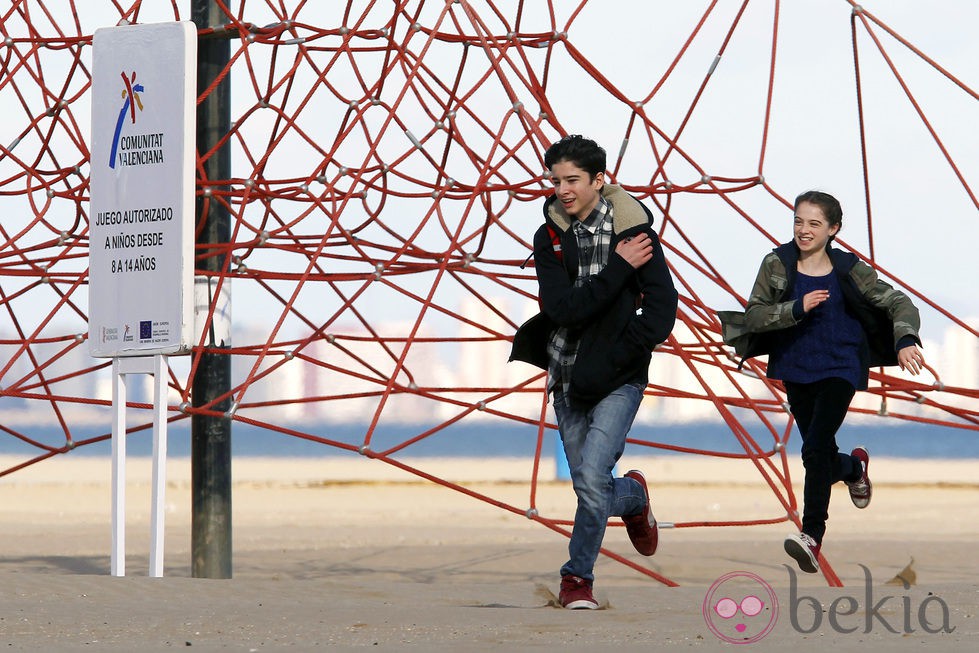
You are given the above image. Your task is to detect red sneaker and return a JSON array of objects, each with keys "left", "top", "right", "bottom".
[
  {"left": 622, "top": 470, "right": 658, "bottom": 556},
  {"left": 559, "top": 575, "right": 598, "bottom": 610},
  {"left": 784, "top": 532, "right": 821, "bottom": 573},
  {"left": 846, "top": 446, "right": 872, "bottom": 509}
]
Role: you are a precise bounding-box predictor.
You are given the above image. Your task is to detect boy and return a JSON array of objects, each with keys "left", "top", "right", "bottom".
[{"left": 511, "top": 135, "right": 678, "bottom": 608}]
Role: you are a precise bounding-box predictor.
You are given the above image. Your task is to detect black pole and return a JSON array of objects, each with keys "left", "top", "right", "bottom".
[{"left": 191, "top": 1, "right": 232, "bottom": 579}]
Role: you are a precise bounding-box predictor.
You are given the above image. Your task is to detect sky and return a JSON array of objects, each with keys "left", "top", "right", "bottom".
[
  {"left": 0, "top": 1, "right": 975, "bottom": 444},
  {"left": 544, "top": 1, "right": 978, "bottom": 321},
  {"left": 1, "top": 1, "right": 976, "bottom": 338}
]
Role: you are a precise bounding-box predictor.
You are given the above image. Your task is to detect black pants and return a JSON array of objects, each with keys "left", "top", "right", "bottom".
[{"left": 784, "top": 377, "right": 862, "bottom": 544}]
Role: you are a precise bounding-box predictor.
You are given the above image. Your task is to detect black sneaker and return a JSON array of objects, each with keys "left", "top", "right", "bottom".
[{"left": 784, "top": 532, "right": 821, "bottom": 573}]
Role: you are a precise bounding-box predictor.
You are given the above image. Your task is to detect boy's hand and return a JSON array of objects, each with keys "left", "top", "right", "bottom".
[{"left": 616, "top": 233, "right": 653, "bottom": 269}]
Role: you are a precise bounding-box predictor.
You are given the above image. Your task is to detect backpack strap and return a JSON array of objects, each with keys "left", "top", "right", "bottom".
[
  {"left": 546, "top": 223, "right": 563, "bottom": 261},
  {"left": 519, "top": 223, "right": 564, "bottom": 269}
]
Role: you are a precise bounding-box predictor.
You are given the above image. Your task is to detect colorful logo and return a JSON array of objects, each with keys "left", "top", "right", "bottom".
[
  {"left": 109, "top": 71, "right": 144, "bottom": 168},
  {"left": 703, "top": 571, "right": 779, "bottom": 644}
]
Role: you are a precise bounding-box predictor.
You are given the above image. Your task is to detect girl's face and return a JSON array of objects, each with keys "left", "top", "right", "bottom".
[
  {"left": 549, "top": 159, "right": 604, "bottom": 221},
  {"left": 793, "top": 201, "right": 839, "bottom": 255}
]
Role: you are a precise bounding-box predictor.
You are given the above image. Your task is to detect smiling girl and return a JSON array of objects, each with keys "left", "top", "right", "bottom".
[{"left": 723, "top": 190, "right": 925, "bottom": 573}]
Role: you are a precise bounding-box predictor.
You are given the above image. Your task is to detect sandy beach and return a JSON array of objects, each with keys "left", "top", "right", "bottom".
[{"left": 1, "top": 453, "right": 977, "bottom": 651}]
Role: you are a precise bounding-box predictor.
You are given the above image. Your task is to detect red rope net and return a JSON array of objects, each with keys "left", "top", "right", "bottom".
[{"left": 1, "top": 1, "right": 976, "bottom": 586}]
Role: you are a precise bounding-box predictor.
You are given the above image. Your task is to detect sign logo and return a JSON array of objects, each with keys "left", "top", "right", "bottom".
[
  {"left": 703, "top": 571, "right": 779, "bottom": 644},
  {"left": 101, "top": 326, "right": 118, "bottom": 343},
  {"left": 109, "top": 71, "right": 144, "bottom": 168},
  {"left": 139, "top": 320, "right": 152, "bottom": 340}
]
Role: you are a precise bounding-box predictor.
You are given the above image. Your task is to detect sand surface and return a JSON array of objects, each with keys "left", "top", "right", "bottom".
[{"left": 1, "top": 454, "right": 977, "bottom": 651}]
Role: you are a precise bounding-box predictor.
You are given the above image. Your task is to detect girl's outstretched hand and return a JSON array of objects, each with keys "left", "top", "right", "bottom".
[{"left": 898, "top": 344, "right": 925, "bottom": 375}]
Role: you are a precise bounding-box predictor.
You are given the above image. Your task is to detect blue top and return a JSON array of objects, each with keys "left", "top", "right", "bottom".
[{"left": 767, "top": 271, "right": 864, "bottom": 388}]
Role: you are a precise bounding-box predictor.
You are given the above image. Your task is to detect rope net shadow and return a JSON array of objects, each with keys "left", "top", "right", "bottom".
[{"left": 1, "top": 1, "right": 976, "bottom": 586}]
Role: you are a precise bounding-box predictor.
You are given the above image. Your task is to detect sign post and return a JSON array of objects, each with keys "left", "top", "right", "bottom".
[
  {"left": 110, "top": 354, "right": 168, "bottom": 577},
  {"left": 90, "top": 21, "right": 196, "bottom": 577}
]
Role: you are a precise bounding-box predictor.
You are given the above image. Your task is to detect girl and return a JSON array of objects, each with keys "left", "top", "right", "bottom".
[{"left": 723, "top": 190, "right": 924, "bottom": 573}]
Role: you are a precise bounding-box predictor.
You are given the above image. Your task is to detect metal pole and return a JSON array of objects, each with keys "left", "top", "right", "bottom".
[{"left": 191, "top": 0, "right": 232, "bottom": 579}]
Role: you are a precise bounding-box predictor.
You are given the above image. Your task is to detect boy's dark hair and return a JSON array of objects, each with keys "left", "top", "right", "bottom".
[
  {"left": 795, "top": 190, "right": 843, "bottom": 239},
  {"left": 544, "top": 135, "right": 606, "bottom": 178}
]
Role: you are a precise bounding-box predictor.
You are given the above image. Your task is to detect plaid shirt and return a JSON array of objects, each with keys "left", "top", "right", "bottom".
[{"left": 547, "top": 195, "right": 614, "bottom": 396}]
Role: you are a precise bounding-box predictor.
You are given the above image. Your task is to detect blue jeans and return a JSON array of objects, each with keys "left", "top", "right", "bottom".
[{"left": 553, "top": 383, "right": 646, "bottom": 581}]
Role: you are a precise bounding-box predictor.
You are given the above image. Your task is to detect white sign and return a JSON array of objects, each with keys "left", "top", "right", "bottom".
[{"left": 89, "top": 22, "right": 196, "bottom": 357}]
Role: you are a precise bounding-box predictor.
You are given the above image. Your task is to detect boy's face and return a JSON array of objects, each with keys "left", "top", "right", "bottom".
[{"left": 549, "top": 159, "right": 604, "bottom": 221}]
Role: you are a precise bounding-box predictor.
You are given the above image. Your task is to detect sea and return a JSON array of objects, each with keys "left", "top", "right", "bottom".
[{"left": 1, "top": 420, "right": 975, "bottom": 460}]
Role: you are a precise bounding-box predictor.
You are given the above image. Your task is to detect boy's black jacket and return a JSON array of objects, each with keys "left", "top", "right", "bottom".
[{"left": 510, "top": 185, "right": 678, "bottom": 407}]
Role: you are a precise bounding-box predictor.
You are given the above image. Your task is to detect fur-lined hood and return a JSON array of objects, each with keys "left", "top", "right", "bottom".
[{"left": 544, "top": 183, "right": 651, "bottom": 234}]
